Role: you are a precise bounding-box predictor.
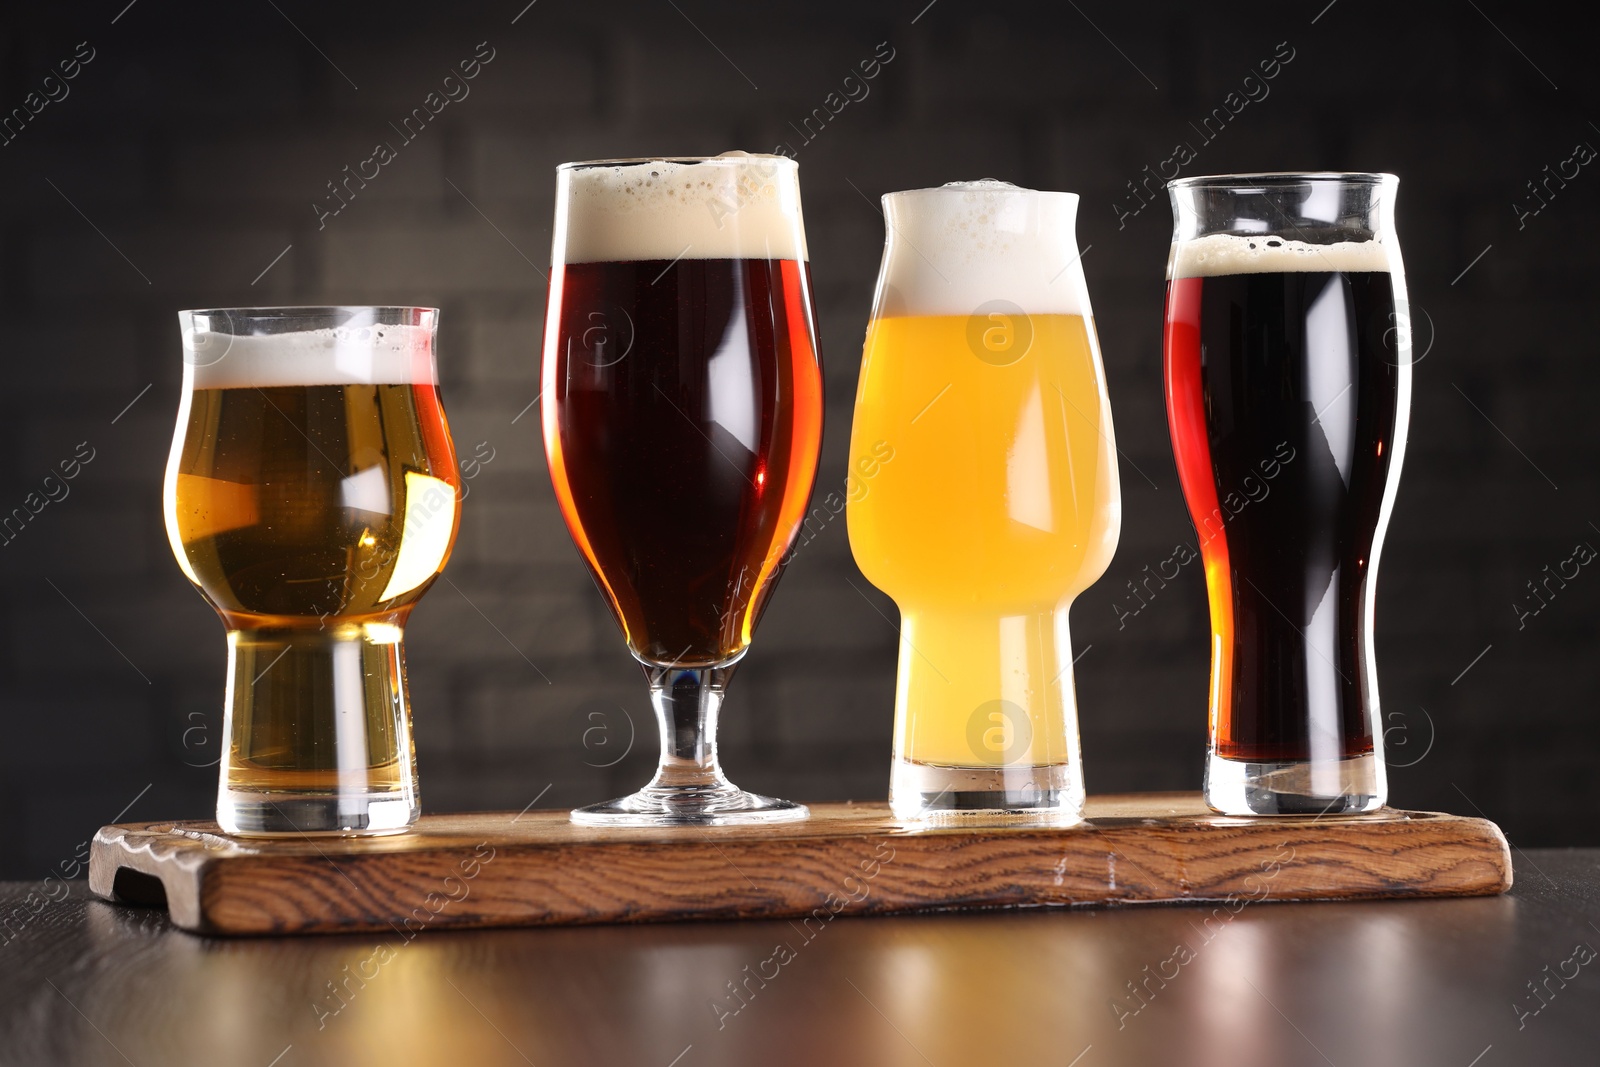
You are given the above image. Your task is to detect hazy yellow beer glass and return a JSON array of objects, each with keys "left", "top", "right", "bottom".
[{"left": 848, "top": 182, "right": 1120, "bottom": 821}]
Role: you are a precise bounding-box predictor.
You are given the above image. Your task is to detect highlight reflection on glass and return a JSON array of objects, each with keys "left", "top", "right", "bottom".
[
  {"left": 164, "top": 306, "right": 460, "bottom": 836},
  {"left": 847, "top": 181, "right": 1121, "bottom": 822}
]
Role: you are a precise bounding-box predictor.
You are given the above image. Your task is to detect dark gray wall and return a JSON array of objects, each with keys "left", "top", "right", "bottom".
[{"left": 0, "top": 0, "right": 1591, "bottom": 876}]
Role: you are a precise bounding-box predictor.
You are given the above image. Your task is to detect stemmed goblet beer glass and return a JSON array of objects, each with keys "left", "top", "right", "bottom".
[
  {"left": 1163, "top": 173, "right": 1411, "bottom": 815},
  {"left": 164, "top": 307, "right": 461, "bottom": 835},
  {"left": 847, "top": 181, "right": 1121, "bottom": 822},
  {"left": 542, "top": 155, "right": 824, "bottom": 826}
]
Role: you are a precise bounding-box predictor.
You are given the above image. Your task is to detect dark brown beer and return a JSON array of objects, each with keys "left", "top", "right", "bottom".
[
  {"left": 1165, "top": 269, "right": 1404, "bottom": 764},
  {"left": 544, "top": 257, "right": 823, "bottom": 667}
]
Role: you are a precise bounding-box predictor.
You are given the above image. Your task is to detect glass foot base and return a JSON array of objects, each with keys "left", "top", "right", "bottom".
[
  {"left": 219, "top": 792, "right": 417, "bottom": 837},
  {"left": 890, "top": 760, "right": 1084, "bottom": 824},
  {"left": 1205, "top": 752, "right": 1385, "bottom": 816},
  {"left": 571, "top": 787, "right": 808, "bottom": 827}
]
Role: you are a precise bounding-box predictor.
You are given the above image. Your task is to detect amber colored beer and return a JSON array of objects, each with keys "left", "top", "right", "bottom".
[
  {"left": 171, "top": 383, "right": 459, "bottom": 625},
  {"left": 165, "top": 308, "right": 459, "bottom": 834}
]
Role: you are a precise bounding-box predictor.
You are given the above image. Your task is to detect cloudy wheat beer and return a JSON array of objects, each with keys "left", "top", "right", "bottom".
[
  {"left": 1164, "top": 174, "right": 1411, "bottom": 815},
  {"left": 544, "top": 155, "right": 823, "bottom": 826},
  {"left": 165, "top": 307, "right": 460, "bottom": 835},
  {"left": 848, "top": 182, "right": 1121, "bottom": 822}
]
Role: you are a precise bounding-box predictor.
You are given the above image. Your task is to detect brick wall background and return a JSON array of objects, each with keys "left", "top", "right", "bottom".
[{"left": 0, "top": 0, "right": 1593, "bottom": 876}]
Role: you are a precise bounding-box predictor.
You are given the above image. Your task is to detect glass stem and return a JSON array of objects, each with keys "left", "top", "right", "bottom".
[{"left": 644, "top": 664, "right": 736, "bottom": 795}]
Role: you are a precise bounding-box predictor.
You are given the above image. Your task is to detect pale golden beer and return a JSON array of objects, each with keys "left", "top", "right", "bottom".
[
  {"left": 850, "top": 313, "right": 1116, "bottom": 767},
  {"left": 847, "top": 183, "right": 1121, "bottom": 821},
  {"left": 164, "top": 308, "right": 460, "bottom": 835}
]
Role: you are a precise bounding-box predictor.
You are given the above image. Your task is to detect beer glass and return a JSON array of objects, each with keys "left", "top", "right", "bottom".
[
  {"left": 164, "top": 307, "right": 460, "bottom": 835},
  {"left": 847, "top": 181, "right": 1121, "bottom": 822},
  {"left": 1163, "top": 173, "right": 1410, "bottom": 815},
  {"left": 542, "top": 155, "right": 823, "bottom": 826}
]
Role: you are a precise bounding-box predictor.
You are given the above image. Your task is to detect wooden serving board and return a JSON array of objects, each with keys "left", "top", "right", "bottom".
[{"left": 87, "top": 794, "right": 1512, "bottom": 937}]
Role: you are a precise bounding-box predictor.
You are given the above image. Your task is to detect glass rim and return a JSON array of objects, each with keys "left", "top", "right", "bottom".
[
  {"left": 1167, "top": 171, "right": 1397, "bottom": 191},
  {"left": 555, "top": 154, "right": 796, "bottom": 172},
  {"left": 179, "top": 305, "right": 439, "bottom": 318},
  {"left": 884, "top": 183, "right": 1078, "bottom": 202}
]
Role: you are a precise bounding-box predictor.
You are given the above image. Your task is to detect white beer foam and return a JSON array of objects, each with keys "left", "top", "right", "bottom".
[
  {"left": 556, "top": 153, "right": 808, "bottom": 264},
  {"left": 1169, "top": 233, "right": 1396, "bottom": 279},
  {"left": 875, "top": 181, "right": 1089, "bottom": 318},
  {"left": 184, "top": 324, "right": 437, "bottom": 389}
]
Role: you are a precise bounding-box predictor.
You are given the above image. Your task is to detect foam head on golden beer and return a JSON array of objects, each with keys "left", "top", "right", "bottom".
[
  {"left": 847, "top": 181, "right": 1120, "bottom": 812},
  {"left": 850, "top": 181, "right": 1121, "bottom": 614}
]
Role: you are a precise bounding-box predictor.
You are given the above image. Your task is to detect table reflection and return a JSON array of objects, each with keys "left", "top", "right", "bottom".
[{"left": 46, "top": 891, "right": 1524, "bottom": 1067}]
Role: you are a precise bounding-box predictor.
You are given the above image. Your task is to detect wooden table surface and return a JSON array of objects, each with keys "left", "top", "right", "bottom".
[{"left": 2, "top": 850, "right": 1597, "bottom": 1067}]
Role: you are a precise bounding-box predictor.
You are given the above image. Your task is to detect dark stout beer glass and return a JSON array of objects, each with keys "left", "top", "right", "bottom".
[
  {"left": 543, "top": 155, "right": 823, "bottom": 826},
  {"left": 1163, "top": 174, "right": 1411, "bottom": 815},
  {"left": 165, "top": 307, "right": 461, "bottom": 835}
]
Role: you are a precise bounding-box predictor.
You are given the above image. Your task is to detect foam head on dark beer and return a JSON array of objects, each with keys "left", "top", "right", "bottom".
[
  {"left": 556, "top": 153, "right": 807, "bottom": 264},
  {"left": 1169, "top": 234, "right": 1397, "bottom": 279}
]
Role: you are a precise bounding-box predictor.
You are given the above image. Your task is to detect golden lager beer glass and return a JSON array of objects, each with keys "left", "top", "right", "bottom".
[
  {"left": 164, "top": 307, "right": 461, "bottom": 835},
  {"left": 847, "top": 182, "right": 1121, "bottom": 822}
]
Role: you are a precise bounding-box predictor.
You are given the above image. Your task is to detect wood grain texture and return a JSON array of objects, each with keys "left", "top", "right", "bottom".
[{"left": 87, "top": 793, "right": 1512, "bottom": 936}]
